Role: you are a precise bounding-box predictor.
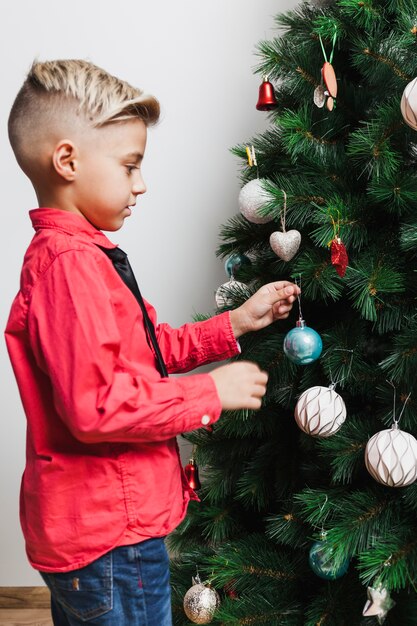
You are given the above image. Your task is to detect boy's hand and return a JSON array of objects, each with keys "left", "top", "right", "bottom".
[
  {"left": 229, "top": 281, "right": 300, "bottom": 338},
  {"left": 209, "top": 361, "right": 268, "bottom": 410}
]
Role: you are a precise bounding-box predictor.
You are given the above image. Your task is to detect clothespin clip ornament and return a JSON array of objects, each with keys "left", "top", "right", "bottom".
[{"left": 245, "top": 146, "right": 253, "bottom": 167}]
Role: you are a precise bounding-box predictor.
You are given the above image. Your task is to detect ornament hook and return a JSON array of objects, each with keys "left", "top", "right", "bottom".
[
  {"left": 328, "top": 349, "right": 354, "bottom": 390},
  {"left": 318, "top": 494, "right": 328, "bottom": 537}
]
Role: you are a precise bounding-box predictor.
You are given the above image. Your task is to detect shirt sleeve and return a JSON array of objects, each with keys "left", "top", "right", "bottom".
[
  {"left": 153, "top": 311, "right": 240, "bottom": 373},
  {"left": 27, "top": 249, "right": 224, "bottom": 444}
]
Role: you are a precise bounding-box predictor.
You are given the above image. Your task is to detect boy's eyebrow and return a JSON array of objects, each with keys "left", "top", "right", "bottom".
[{"left": 124, "top": 151, "right": 144, "bottom": 162}]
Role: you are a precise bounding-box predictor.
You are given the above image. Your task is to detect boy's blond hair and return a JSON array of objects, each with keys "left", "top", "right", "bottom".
[{"left": 8, "top": 59, "right": 160, "bottom": 167}]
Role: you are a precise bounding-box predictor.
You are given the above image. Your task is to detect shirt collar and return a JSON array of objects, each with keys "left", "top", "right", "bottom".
[{"left": 29, "top": 208, "right": 117, "bottom": 249}]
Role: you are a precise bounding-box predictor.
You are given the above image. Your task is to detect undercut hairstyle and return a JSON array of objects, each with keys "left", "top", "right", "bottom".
[{"left": 8, "top": 59, "right": 160, "bottom": 164}]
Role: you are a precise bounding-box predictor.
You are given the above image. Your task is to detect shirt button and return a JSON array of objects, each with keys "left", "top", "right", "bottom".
[{"left": 201, "top": 415, "right": 211, "bottom": 426}]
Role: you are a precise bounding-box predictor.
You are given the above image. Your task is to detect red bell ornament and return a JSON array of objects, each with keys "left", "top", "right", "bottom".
[
  {"left": 256, "top": 77, "right": 277, "bottom": 111},
  {"left": 184, "top": 457, "right": 201, "bottom": 491}
]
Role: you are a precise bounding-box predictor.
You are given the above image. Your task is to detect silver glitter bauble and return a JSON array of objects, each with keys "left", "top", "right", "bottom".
[
  {"left": 238, "top": 179, "right": 274, "bottom": 224},
  {"left": 183, "top": 583, "right": 220, "bottom": 624},
  {"left": 295, "top": 385, "right": 347, "bottom": 438},
  {"left": 215, "top": 279, "right": 247, "bottom": 308},
  {"left": 401, "top": 77, "right": 417, "bottom": 131},
  {"left": 365, "top": 425, "right": 417, "bottom": 487},
  {"left": 270, "top": 230, "right": 301, "bottom": 261}
]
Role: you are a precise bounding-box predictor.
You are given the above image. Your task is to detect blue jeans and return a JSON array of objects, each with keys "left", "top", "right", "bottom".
[{"left": 40, "top": 538, "right": 172, "bottom": 625}]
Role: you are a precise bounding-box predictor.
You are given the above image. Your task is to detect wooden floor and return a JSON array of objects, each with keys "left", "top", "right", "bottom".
[
  {"left": 0, "top": 588, "right": 52, "bottom": 626},
  {"left": 0, "top": 609, "right": 52, "bottom": 626}
]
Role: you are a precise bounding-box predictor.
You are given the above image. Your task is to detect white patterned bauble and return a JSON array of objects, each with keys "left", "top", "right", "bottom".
[
  {"left": 238, "top": 179, "right": 274, "bottom": 224},
  {"left": 295, "top": 385, "right": 347, "bottom": 438},
  {"left": 183, "top": 583, "right": 220, "bottom": 624},
  {"left": 401, "top": 77, "right": 417, "bottom": 131},
  {"left": 215, "top": 279, "right": 247, "bottom": 308},
  {"left": 365, "top": 425, "right": 417, "bottom": 487}
]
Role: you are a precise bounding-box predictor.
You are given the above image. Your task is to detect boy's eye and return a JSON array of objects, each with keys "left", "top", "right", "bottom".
[{"left": 126, "top": 165, "right": 138, "bottom": 174}]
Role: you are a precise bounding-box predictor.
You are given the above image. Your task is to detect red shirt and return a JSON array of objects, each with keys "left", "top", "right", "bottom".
[{"left": 5, "top": 208, "right": 239, "bottom": 573}]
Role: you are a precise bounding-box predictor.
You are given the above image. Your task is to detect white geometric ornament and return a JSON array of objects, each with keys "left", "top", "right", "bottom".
[
  {"left": 294, "top": 385, "right": 347, "bottom": 438},
  {"left": 401, "top": 77, "right": 417, "bottom": 131},
  {"left": 238, "top": 179, "right": 274, "bottom": 224},
  {"left": 365, "top": 424, "right": 417, "bottom": 487}
]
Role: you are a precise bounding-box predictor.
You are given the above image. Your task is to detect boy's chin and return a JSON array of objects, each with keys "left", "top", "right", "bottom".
[{"left": 91, "top": 218, "right": 126, "bottom": 232}]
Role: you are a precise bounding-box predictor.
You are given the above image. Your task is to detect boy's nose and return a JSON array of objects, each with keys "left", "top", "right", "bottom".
[{"left": 132, "top": 173, "right": 147, "bottom": 196}]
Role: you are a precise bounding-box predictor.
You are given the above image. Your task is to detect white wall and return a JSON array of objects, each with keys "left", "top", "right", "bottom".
[{"left": 0, "top": 0, "right": 299, "bottom": 585}]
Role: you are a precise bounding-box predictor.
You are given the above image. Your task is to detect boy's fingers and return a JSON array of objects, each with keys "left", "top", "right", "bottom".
[
  {"left": 263, "top": 282, "right": 300, "bottom": 304},
  {"left": 252, "top": 384, "right": 267, "bottom": 398},
  {"left": 248, "top": 396, "right": 263, "bottom": 410},
  {"left": 254, "top": 371, "right": 268, "bottom": 384}
]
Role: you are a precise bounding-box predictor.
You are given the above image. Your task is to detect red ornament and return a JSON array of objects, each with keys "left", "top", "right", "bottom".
[
  {"left": 330, "top": 237, "right": 348, "bottom": 277},
  {"left": 184, "top": 458, "right": 201, "bottom": 491},
  {"left": 256, "top": 78, "right": 277, "bottom": 111},
  {"left": 224, "top": 579, "right": 238, "bottom": 599}
]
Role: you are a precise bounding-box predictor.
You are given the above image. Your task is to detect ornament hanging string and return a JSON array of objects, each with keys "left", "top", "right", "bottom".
[
  {"left": 319, "top": 31, "right": 337, "bottom": 65},
  {"left": 280, "top": 190, "right": 288, "bottom": 233},
  {"left": 387, "top": 380, "right": 411, "bottom": 427},
  {"left": 318, "top": 494, "right": 329, "bottom": 537},
  {"left": 294, "top": 274, "right": 304, "bottom": 322},
  {"left": 328, "top": 212, "right": 341, "bottom": 246},
  {"left": 327, "top": 348, "right": 354, "bottom": 390}
]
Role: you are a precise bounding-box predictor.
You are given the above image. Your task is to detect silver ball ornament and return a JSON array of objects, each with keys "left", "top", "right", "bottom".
[
  {"left": 283, "top": 320, "right": 323, "bottom": 365},
  {"left": 309, "top": 538, "right": 349, "bottom": 580},
  {"left": 295, "top": 385, "right": 347, "bottom": 438},
  {"left": 401, "top": 77, "right": 417, "bottom": 131},
  {"left": 183, "top": 583, "right": 220, "bottom": 624},
  {"left": 365, "top": 424, "right": 417, "bottom": 487},
  {"left": 215, "top": 279, "right": 247, "bottom": 308},
  {"left": 224, "top": 253, "right": 251, "bottom": 278},
  {"left": 238, "top": 179, "right": 274, "bottom": 224}
]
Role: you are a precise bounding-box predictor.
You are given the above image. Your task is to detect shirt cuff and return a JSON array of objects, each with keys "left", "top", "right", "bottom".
[
  {"left": 176, "top": 373, "right": 222, "bottom": 432},
  {"left": 200, "top": 311, "right": 241, "bottom": 362}
]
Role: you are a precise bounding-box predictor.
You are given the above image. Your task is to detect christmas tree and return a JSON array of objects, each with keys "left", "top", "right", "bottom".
[{"left": 169, "top": 1, "right": 417, "bottom": 624}]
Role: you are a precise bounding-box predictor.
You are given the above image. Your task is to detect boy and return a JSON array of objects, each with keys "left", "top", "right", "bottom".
[{"left": 5, "top": 59, "right": 300, "bottom": 626}]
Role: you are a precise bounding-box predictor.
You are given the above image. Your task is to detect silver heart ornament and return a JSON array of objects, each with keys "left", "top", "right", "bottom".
[{"left": 270, "top": 230, "right": 301, "bottom": 261}]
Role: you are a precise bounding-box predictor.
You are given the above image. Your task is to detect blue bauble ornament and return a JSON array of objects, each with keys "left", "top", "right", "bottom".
[
  {"left": 224, "top": 253, "right": 251, "bottom": 278},
  {"left": 309, "top": 540, "right": 349, "bottom": 580},
  {"left": 283, "top": 319, "right": 322, "bottom": 365}
]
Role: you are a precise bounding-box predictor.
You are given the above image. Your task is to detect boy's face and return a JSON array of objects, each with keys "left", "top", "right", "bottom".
[{"left": 73, "top": 118, "right": 148, "bottom": 231}]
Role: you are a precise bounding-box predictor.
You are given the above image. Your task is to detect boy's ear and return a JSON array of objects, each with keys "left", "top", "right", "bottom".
[{"left": 52, "top": 140, "right": 78, "bottom": 181}]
